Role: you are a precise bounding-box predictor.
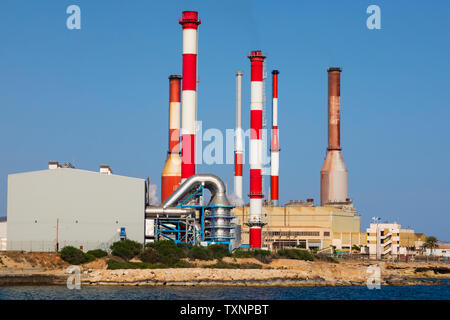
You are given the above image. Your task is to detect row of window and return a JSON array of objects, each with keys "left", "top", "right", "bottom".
[{"left": 266, "top": 231, "right": 323, "bottom": 237}]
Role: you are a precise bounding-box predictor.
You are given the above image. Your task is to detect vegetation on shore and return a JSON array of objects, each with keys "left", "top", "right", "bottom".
[{"left": 59, "top": 240, "right": 327, "bottom": 269}]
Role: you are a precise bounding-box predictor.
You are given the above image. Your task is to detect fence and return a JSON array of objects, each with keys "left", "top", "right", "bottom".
[{"left": 6, "top": 240, "right": 113, "bottom": 253}]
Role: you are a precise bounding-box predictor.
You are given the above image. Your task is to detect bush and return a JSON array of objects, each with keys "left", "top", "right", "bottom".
[
  {"left": 87, "top": 249, "right": 108, "bottom": 258},
  {"left": 208, "top": 244, "right": 231, "bottom": 260},
  {"left": 140, "top": 247, "right": 161, "bottom": 264},
  {"left": 141, "top": 241, "right": 192, "bottom": 267},
  {"left": 84, "top": 253, "right": 96, "bottom": 263},
  {"left": 110, "top": 240, "right": 143, "bottom": 261},
  {"left": 232, "top": 249, "right": 272, "bottom": 263},
  {"left": 189, "top": 246, "right": 214, "bottom": 260},
  {"left": 276, "top": 249, "right": 314, "bottom": 261},
  {"left": 60, "top": 246, "right": 89, "bottom": 265}
]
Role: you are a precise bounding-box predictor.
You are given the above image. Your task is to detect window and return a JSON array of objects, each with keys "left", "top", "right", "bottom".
[{"left": 324, "top": 232, "right": 330, "bottom": 237}]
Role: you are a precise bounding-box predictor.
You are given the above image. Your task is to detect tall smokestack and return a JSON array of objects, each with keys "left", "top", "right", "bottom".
[
  {"left": 234, "top": 71, "right": 244, "bottom": 201},
  {"left": 270, "top": 70, "right": 280, "bottom": 206},
  {"left": 180, "top": 11, "right": 201, "bottom": 181},
  {"left": 320, "top": 67, "right": 348, "bottom": 205},
  {"left": 247, "top": 50, "right": 266, "bottom": 248},
  {"left": 161, "top": 75, "right": 182, "bottom": 202}
]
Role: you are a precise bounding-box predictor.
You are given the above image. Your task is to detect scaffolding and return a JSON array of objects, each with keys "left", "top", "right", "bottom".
[{"left": 152, "top": 183, "right": 235, "bottom": 248}]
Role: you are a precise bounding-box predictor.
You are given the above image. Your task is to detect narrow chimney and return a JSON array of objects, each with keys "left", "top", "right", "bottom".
[
  {"left": 270, "top": 70, "right": 280, "bottom": 206},
  {"left": 320, "top": 67, "right": 348, "bottom": 205},
  {"left": 247, "top": 50, "right": 267, "bottom": 249},
  {"left": 161, "top": 75, "right": 182, "bottom": 202},
  {"left": 179, "top": 11, "right": 201, "bottom": 181},
  {"left": 234, "top": 71, "right": 244, "bottom": 201}
]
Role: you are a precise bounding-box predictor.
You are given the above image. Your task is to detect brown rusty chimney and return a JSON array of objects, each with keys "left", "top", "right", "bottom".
[
  {"left": 328, "top": 67, "right": 341, "bottom": 151},
  {"left": 320, "top": 67, "right": 348, "bottom": 206}
]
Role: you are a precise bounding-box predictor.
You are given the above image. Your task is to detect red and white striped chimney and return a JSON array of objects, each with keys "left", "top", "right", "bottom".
[
  {"left": 234, "top": 71, "right": 244, "bottom": 201},
  {"left": 270, "top": 70, "right": 280, "bottom": 206},
  {"left": 247, "top": 50, "right": 266, "bottom": 249},
  {"left": 161, "top": 75, "right": 182, "bottom": 202},
  {"left": 179, "top": 11, "right": 201, "bottom": 181}
]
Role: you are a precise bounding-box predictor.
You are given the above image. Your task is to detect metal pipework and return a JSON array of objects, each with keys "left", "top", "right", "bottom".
[
  {"left": 145, "top": 206, "right": 195, "bottom": 218},
  {"left": 320, "top": 67, "right": 348, "bottom": 205},
  {"left": 163, "top": 174, "right": 230, "bottom": 208},
  {"left": 234, "top": 71, "right": 244, "bottom": 201},
  {"left": 158, "top": 174, "right": 232, "bottom": 241}
]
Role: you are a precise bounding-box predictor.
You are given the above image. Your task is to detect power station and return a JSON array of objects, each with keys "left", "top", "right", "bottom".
[{"left": 5, "top": 10, "right": 360, "bottom": 253}]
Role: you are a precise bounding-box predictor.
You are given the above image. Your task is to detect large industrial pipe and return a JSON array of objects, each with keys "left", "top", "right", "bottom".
[
  {"left": 161, "top": 75, "right": 182, "bottom": 202},
  {"left": 247, "top": 50, "right": 266, "bottom": 249},
  {"left": 270, "top": 70, "right": 280, "bottom": 206},
  {"left": 180, "top": 11, "right": 201, "bottom": 181},
  {"left": 234, "top": 71, "right": 244, "bottom": 201},
  {"left": 145, "top": 207, "right": 195, "bottom": 217},
  {"left": 147, "top": 174, "right": 232, "bottom": 240},
  {"left": 320, "top": 67, "right": 348, "bottom": 205},
  {"left": 163, "top": 174, "right": 230, "bottom": 208}
]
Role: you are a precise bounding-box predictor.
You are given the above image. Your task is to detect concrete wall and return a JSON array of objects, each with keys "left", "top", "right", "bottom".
[{"left": 7, "top": 168, "right": 145, "bottom": 252}]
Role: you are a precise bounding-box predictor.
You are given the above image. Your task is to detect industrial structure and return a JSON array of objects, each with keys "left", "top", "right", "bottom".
[
  {"left": 247, "top": 50, "right": 267, "bottom": 249},
  {"left": 321, "top": 68, "right": 349, "bottom": 206},
  {"left": 0, "top": 217, "right": 6, "bottom": 251},
  {"left": 3, "top": 10, "right": 431, "bottom": 258},
  {"left": 234, "top": 71, "right": 244, "bottom": 201},
  {"left": 161, "top": 75, "right": 182, "bottom": 202},
  {"left": 270, "top": 70, "right": 280, "bottom": 206},
  {"left": 7, "top": 162, "right": 146, "bottom": 252},
  {"left": 233, "top": 201, "right": 360, "bottom": 251},
  {"left": 180, "top": 11, "right": 201, "bottom": 182}
]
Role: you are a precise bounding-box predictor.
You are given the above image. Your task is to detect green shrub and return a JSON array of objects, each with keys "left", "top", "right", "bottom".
[
  {"left": 60, "top": 246, "right": 89, "bottom": 265},
  {"left": 208, "top": 244, "right": 231, "bottom": 259},
  {"left": 84, "top": 253, "right": 96, "bottom": 263},
  {"left": 276, "top": 249, "right": 314, "bottom": 261},
  {"left": 110, "top": 240, "right": 143, "bottom": 261},
  {"left": 232, "top": 249, "right": 272, "bottom": 263},
  {"left": 140, "top": 247, "right": 161, "bottom": 264},
  {"left": 232, "top": 249, "right": 271, "bottom": 258},
  {"left": 189, "top": 246, "right": 214, "bottom": 260},
  {"left": 87, "top": 249, "right": 108, "bottom": 258},
  {"left": 140, "top": 241, "right": 193, "bottom": 267},
  {"left": 327, "top": 256, "right": 339, "bottom": 263}
]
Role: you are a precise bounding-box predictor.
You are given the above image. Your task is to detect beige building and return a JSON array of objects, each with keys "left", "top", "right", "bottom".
[
  {"left": 231, "top": 200, "right": 361, "bottom": 251},
  {"left": 365, "top": 223, "right": 426, "bottom": 259}
]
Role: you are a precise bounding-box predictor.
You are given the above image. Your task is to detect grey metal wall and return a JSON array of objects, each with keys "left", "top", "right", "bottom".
[{"left": 7, "top": 168, "right": 145, "bottom": 252}]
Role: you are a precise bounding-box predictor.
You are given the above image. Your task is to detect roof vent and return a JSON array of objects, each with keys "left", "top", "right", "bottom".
[
  {"left": 48, "top": 161, "right": 61, "bottom": 169},
  {"left": 100, "top": 165, "right": 113, "bottom": 175}
]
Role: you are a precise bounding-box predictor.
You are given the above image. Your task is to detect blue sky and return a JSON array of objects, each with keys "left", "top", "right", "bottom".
[{"left": 1, "top": 1, "right": 449, "bottom": 241}]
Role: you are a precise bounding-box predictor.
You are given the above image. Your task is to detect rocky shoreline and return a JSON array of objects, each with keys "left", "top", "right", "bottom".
[{"left": 1, "top": 254, "right": 449, "bottom": 287}]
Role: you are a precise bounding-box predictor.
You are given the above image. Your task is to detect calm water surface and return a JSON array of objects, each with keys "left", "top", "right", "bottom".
[{"left": 0, "top": 281, "right": 449, "bottom": 300}]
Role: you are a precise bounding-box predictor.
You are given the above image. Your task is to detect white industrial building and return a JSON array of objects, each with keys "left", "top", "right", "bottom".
[
  {"left": 0, "top": 217, "right": 6, "bottom": 251},
  {"left": 425, "top": 244, "right": 450, "bottom": 258},
  {"left": 7, "top": 162, "right": 146, "bottom": 252}
]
